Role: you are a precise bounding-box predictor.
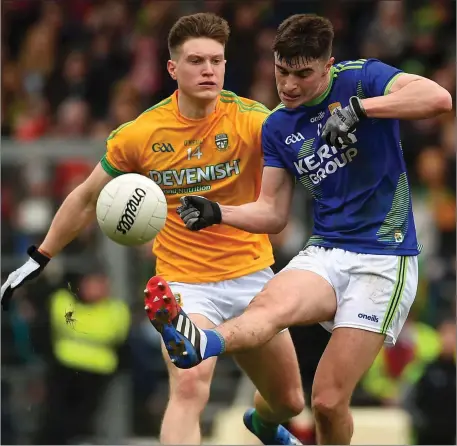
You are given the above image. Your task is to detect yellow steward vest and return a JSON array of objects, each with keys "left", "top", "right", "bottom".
[{"left": 50, "top": 289, "right": 130, "bottom": 375}]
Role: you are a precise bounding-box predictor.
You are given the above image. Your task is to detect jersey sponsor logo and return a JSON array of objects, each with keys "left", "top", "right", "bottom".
[
  {"left": 215, "top": 133, "right": 229, "bottom": 151},
  {"left": 358, "top": 313, "right": 379, "bottom": 323},
  {"left": 149, "top": 159, "right": 241, "bottom": 187},
  {"left": 285, "top": 132, "right": 305, "bottom": 145},
  {"left": 293, "top": 134, "right": 358, "bottom": 185},
  {"left": 310, "top": 111, "right": 325, "bottom": 123},
  {"left": 116, "top": 187, "right": 146, "bottom": 234},
  {"left": 152, "top": 142, "right": 175, "bottom": 153},
  {"left": 161, "top": 185, "right": 211, "bottom": 196}
]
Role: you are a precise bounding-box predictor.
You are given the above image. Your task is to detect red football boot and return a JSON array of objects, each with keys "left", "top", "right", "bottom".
[
  {"left": 144, "top": 276, "right": 180, "bottom": 331},
  {"left": 143, "top": 276, "right": 202, "bottom": 369}
]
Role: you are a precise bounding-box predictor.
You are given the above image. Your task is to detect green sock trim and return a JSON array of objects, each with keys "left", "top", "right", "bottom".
[{"left": 251, "top": 410, "right": 279, "bottom": 438}]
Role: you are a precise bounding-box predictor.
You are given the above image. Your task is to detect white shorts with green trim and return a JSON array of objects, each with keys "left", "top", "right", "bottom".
[
  {"left": 167, "top": 268, "right": 274, "bottom": 326},
  {"left": 281, "top": 246, "right": 418, "bottom": 345}
]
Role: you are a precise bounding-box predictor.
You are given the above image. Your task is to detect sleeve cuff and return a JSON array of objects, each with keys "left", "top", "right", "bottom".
[
  {"left": 383, "top": 72, "right": 404, "bottom": 95},
  {"left": 100, "top": 155, "right": 127, "bottom": 178},
  {"left": 264, "top": 162, "right": 286, "bottom": 169}
]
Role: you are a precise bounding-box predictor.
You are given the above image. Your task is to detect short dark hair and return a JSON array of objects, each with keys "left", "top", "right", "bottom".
[
  {"left": 273, "top": 14, "right": 334, "bottom": 64},
  {"left": 168, "top": 13, "right": 230, "bottom": 56}
]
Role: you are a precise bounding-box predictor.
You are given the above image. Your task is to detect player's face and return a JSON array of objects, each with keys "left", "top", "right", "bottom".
[
  {"left": 274, "top": 54, "right": 334, "bottom": 108},
  {"left": 168, "top": 38, "right": 226, "bottom": 101}
]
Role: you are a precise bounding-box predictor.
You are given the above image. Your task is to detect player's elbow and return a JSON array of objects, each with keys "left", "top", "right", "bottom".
[
  {"left": 435, "top": 88, "right": 453, "bottom": 114},
  {"left": 269, "top": 216, "right": 288, "bottom": 234},
  {"left": 426, "top": 79, "right": 453, "bottom": 114}
]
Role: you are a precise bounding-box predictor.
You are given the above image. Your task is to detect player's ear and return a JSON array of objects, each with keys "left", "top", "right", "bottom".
[
  {"left": 167, "top": 60, "right": 177, "bottom": 81},
  {"left": 324, "top": 57, "right": 335, "bottom": 75}
]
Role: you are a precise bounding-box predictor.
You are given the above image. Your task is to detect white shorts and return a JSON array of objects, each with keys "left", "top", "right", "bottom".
[
  {"left": 168, "top": 268, "right": 274, "bottom": 326},
  {"left": 282, "top": 246, "right": 418, "bottom": 345}
]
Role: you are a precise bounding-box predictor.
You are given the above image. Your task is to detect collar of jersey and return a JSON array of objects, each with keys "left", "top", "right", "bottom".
[
  {"left": 172, "top": 90, "right": 221, "bottom": 124},
  {"left": 301, "top": 66, "right": 336, "bottom": 107}
]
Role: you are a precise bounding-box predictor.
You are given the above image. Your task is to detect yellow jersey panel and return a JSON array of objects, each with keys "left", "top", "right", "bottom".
[{"left": 101, "top": 90, "right": 274, "bottom": 283}]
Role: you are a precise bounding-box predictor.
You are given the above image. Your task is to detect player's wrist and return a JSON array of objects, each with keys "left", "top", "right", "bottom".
[
  {"left": 211, "top": 201, "right": 222, "bottom": 224},
  {"left": 349, "top": 96, "right": 367, "bottom": 119},
  {"left": 219, "top": 204, "right": 234, "bottom": 225},
  {"left": 29, "top": 245, "right": 51, "bottom": 267}
]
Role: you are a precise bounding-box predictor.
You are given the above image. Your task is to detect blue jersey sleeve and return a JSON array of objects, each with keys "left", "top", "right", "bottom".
[
  {"left": 262, "top": 120, "right": 285, "bottom": 169},
  {"left": 361, "top": 59, "right": 403, "bottom": 98}
]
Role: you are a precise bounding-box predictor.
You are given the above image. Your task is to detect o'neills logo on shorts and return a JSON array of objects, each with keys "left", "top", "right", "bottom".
[
  {"left": 358, "top": 313, "right": 379, "bottom": 323},
  {"left": 116, "top": 188, "right": 146, "bottom": 234}
]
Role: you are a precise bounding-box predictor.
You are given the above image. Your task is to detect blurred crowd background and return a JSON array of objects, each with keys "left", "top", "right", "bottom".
[{"left": 1, "top": 0, "right": 455, "bottom": 444}]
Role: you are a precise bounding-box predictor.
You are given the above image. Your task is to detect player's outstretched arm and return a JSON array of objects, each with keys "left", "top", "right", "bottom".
[
  {"left": 220, "top": 167, "right": 294, "bottom": 233},
  {"left": 39, "top": 163, "right": 111, "bottom": 256},
  {"left": 1, "top": 163, "right": 112, "bottom": 310},
  {"left": 178, "top": 166, "right": 294, "bottom": 234},
  {"left": 362, "top": 73, "right": 452, "bottom": 120}
]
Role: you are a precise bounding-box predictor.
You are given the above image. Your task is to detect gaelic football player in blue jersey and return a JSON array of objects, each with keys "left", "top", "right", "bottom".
[{"left": 147, "top": 14, "right": 452, "bottom": 445}]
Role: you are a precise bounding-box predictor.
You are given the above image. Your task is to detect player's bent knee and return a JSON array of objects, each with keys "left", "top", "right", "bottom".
[
  {"left": 311, "top": 387, "right": 348, "bottom": 419},
  {"left": 249, "top": 288, "right": 290, "bottom": 328},
  {"left": 249, "top": 290, "right": 277, "bottom": 316},
  {"left": 263, "top": 386, "right": 305, "bottom": 419},
  {"left": 170, "top": 366, "right": 212, "bottom": 404},
  {"left": 282, "top": 389, "right": 306, "bottom": 418}
]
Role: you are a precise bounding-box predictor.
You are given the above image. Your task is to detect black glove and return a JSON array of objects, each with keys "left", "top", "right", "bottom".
[
  {"left": 321, "top": 96, "right": 366, "bottom": 148},
  {"left": 176, "top": 196, "right": 222, "bottom": 231},
  {"left": 1, "top": 245, "right": 50, "bottom": 310}
]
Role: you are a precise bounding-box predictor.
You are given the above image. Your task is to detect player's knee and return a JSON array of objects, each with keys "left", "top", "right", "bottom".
[
  {"left": 170, "top": 367, "right": 211, "bottom": 404},
  {"left": 249, "top": 289, "right": 288, "bottom": 328},
  {"left": 266, "top": 387, "right": 305, "bottom": 419},
  {"left": 282, "top": 389, "right": 306, "bottom": 418},
  {"left": 311, "top": 387, "right": 348, "bottom": 420}
]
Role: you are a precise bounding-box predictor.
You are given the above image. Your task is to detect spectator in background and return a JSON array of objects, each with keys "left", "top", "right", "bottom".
[
  {"left": 45, "top": 50, "right": 90, "bottom": 113},
  {"left": 361, "top": 1, "right": 408, "bottom": 66},
  {"left": 248, "top": 28, "right": 278, "bottom": 109},
  {"left": 107, "top": 79, "right": 142, "bottom": 128},
  {"left": 414, "top": 146, "right": 456, "bottom": 325},
  {"left": 52, "top": 98, "right": 91, "bottom": 137},
  {"left": 34, "top": 270, "right": 131, "bottom": 445},
  {"left": 2, "top": 61, "right": 27, "bottom": 136},
  {"left": 361, "top": 312, "right": 441, "bottom": 407},
  {"left": 18, "top": 3, "right": 62, "bottom": 98},
  {"left": 86, "top": 26, "right": 131, "bottom": 119},
  {"left": 11, "top": 160, "right": 53, "bottom": 254},
  {"left": 13, "top": 96, "right": 50, "bottom": 141},
  {"left": 405, "top": 317, "right": 456, "bottom": 445}
]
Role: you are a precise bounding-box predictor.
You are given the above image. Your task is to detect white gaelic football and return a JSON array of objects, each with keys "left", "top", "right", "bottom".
[{"left": 96, "top": 173, "right": 167, "bottom": 246}]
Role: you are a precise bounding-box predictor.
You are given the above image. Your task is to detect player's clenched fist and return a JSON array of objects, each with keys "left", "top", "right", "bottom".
[
  {"left": 322, "top": 96, "right": 366, "bottom": 148},
  {"left": 1, "top": 246, "right": 50, "bottom": 310},
  {"left": 177, "top": 196, "right": 222, "bottom": 231}
]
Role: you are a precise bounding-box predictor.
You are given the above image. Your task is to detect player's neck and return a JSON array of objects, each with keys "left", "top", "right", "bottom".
[
  {"left": 177, "top": 92, "right": 217, "bottom": 120},
  {"left": 305, "top": 70, "right": 332, "bottom": 105}
]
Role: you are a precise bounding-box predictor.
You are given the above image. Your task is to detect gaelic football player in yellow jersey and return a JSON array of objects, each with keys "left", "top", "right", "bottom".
[{"left": 1, "top": 13, "right": 304, "bottom": 446}]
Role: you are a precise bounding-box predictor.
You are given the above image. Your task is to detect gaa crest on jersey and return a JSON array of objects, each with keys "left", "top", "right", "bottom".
[
  {"left": 174, "top": 293, "right": 183, "bottom": 306},
  {"left": 215, "top": 133, "right": 229, "bottom": 151},
  {"left": 328, "top": 102, "right": 342, "bottom": 115}
]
